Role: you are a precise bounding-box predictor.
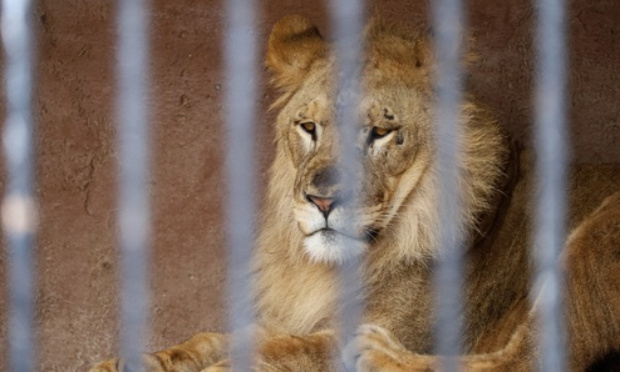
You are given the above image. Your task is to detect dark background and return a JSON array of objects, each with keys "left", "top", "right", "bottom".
[{"left": 0, "top": 0, "right": 619, "bottom": 370}]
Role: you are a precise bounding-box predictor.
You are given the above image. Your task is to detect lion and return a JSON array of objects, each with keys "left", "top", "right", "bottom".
[{"left": 91, "top": 15, "right": 620, "bottom": 372}]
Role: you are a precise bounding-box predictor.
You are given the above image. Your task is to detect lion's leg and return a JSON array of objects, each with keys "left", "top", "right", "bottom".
[
  {"left": 347, "top": 191, "right": 620, "bottom": 372},
  {"left": 347, "top": 323, "right": 535, "bottom": 372},
  {"left": 562, "top": 191, "right": 620, "bottom": 371},
  {"left": 89, "top": 331, "right": 228, "bottom": 372},
  {"left": 202, "top": 330, "right": 336, "bottom": 372}
]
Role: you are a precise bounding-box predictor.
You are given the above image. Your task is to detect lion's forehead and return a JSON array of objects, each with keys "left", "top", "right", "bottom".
[
  {"left": 290, "top": 94, "right": 408, "bottom": 125},
  {"left": 287, "top": 63, "right": 426, "bottom": 121}
]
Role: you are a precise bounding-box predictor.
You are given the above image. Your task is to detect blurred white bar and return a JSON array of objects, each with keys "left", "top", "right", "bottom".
[
  {"left": 532, "top": 0, "right": 568, "bottom": 370},
  {"left": 328, "top": 0, "right": 365, "bottom": 368},
  {"left": 116, "top": 0, "right": 151, "bottom": 370},
  {"left": 1, "top": 0, "right": 37, "bottom": 371},
  {"left": 431, "top": 0, "right": 466, "bottom": 370},
  {"left": 223, "top": 1, "right": 258, "bottom": 371}
]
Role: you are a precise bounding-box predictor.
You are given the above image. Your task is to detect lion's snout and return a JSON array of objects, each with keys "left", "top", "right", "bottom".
[
  {"left": 311, "top": 165, "right": 340, "bottom": 191},
  {"left": 306, "top": 194, "right": 337, "bottom": 218}
]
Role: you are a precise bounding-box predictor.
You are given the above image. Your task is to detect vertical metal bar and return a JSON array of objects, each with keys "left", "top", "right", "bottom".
[
  {"left": 223, "top": 1, "right": 258, "bottom": 371},
  {"left": 532, "top": 0, "right": 568, "bottom": 370},
  {"left": 328, "top": 0, "right": 365, "bottom": 368},
  {"left": 1, "top": 0, "right": 36, "bottom": 371},
  {"left": 431, "top": 0, "right": 466, "bottom": 370},
  {"left": 116, "top": 0, "right": 151, "bottom": 370}
]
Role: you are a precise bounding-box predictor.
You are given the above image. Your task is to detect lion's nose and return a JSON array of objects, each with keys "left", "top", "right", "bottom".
[{"left": 307, "top": 194, "right": 337, "bottom": 218}]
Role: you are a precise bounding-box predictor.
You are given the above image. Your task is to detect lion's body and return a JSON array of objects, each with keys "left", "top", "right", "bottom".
[{"left": 91, "top": 15, "right": 620, "bottom": 372}]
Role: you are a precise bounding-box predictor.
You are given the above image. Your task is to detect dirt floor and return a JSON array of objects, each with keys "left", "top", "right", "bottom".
[{"left": 0, "top": 0, "right": 619, "bottom": 371}]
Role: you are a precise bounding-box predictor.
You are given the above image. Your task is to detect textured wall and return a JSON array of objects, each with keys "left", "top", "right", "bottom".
[{"left": 0, "top": 0, "right": 618, "bottom": 370}]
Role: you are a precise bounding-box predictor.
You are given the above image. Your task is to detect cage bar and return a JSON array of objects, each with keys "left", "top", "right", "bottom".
[
  {"left": 223, "top": 0, "right": 259, "bottom": 371},
  {"left": 1, "top": 0, "right": 36, "bottom": 370},
  {"left": 116, "top": 0, "right": 151, "bottom": 370},
  {"left": 431, "top": 0, "right": 467, "bottom": 370},
  {"left": 532, "top": 0, "right": 568, "bottom": 370},
  {"left": 328, "top": 1, "right": 366, "bottom": 368}
]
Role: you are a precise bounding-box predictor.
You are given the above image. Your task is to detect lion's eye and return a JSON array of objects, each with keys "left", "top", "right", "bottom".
[
  {"left": 370, "top": 126, "right": 392, "bottom": 140},
  {"left": 300, "top": 122, "right": 316, "bottom": 135}
]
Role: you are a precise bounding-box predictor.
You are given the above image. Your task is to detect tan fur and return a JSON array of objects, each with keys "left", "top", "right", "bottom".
[{"left": 90, "top": 16, "right": 620, "bottom": 372}]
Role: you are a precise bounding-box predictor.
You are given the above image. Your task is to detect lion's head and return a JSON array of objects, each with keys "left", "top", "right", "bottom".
[{"left": 261, "top": 15, "right": 510, "bottom": 265}]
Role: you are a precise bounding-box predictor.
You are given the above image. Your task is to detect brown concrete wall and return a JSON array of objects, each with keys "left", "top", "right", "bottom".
[{"left": 0, "top": 0, "right": 618, "bottom": 370}]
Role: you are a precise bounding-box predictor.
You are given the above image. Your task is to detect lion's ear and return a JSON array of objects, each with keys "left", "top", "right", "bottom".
[{"left": 266, "top": 15, "right": 326, "bottom": 91}]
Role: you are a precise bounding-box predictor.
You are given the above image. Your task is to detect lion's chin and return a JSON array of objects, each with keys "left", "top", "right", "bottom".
[{"left": 303, "top": 230, "right": 366, "bottom": 265}]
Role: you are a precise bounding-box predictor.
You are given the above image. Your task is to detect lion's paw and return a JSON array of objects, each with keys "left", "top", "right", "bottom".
[
  {"left": 201, "top": 359, "right": 231, "bottom": 372},
  {"left": 343, "top": 324, "right": 409, "bottom": 372},
  {"left": 89, "top": 355, "right": 169, "bottom": 372},
  {"left": 88, "top": 358, "right": 121, "bottom": 372}
]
